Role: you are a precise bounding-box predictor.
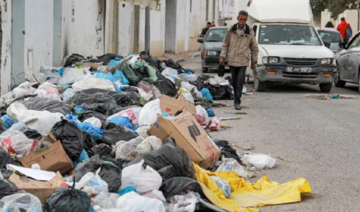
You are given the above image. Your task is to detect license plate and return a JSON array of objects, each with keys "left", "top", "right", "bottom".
[{"left": 286, "top": 67, "right": 313, "bottom": 73}]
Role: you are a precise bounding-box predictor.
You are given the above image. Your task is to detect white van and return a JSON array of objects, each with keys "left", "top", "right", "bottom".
[{"left": 235, "top": 0, "right": 336, "bottom": 92}]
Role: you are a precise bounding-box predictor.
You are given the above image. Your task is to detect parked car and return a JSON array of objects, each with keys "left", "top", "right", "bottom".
[
  {"left": 334, "top": 31, "right": 360, "bottom": 92},
  {"left": 317, "top": 27, "right": 343, "bottom": 54},
  {"left": 197, "top": 27, "right": 228, "bottom": 73}
]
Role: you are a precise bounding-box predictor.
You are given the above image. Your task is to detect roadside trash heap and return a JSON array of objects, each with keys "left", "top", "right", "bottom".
[{"left": 0, "top": 52, "right": 311, "bottom": 212}]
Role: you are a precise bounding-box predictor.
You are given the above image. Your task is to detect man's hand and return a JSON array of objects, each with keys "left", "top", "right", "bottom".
[
  {"left": 251, "top": 62, "right": 256, "bottom": 70},
  {"left": 219, "top": 58, "right": 225, "bottom": 65}
]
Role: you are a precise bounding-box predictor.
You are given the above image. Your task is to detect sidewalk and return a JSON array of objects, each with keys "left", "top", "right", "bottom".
[{"left": 156, "top": 51, "right": 201, "bottom": 63}]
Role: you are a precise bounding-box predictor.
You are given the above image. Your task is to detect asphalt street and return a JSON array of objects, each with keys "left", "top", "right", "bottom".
[{"left": 180, "top": 55, "right": 360, "bottom": 212}]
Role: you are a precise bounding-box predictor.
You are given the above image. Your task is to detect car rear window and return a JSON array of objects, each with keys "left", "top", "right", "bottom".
[
  {"left": 318, "top": 31, "right": 342, "bottom": 43},
  {"left": 205, "top": 29, "right": 227, "bottom": 42}
]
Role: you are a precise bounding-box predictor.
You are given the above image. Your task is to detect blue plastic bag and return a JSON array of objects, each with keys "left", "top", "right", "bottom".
[
  {"left": 1, "top": 115, "right": 18, "bottom": 129},
  {"left": 201, "top": 88, "right": 213, "bottom": 102},
  {"left": 206, "top": 108, "right": 215, "bottom": 117},
  {"left": 56, "top": 68, "right": 65, "bottom": 76},
  {"left": 96, "top": 72, "right": 116, "bottom": 83},
  {"left": 114, "top": 70, "right": 130, "bottom": 85},
  {"left": 75, "top": 104, "right": 88, "bottom": 115},
  {"left": 107, "top": 59, "right": 121, "bottom": 67},
  {"left": 210, "top": 176, "right": 231, "bottom": 198},
  {"left": 118, "top": 186, "right": 138, "bottom": 196},
  {"left": 108, "top": 116, "right": 137, "bottom": 130},
  {"left": 78, "top": 122, "right": 103, "bottom": 140}
]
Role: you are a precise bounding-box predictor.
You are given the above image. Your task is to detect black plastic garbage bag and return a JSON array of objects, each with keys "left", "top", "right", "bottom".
[
  {"left": 18, "top": 97, "right": 72, "bottom": 115},
  {"left": 190, "top": 80, "right": 206, "bottom": 92},
  {"left": 160, "top": 177, "right": 202, "bottom": 198},
  {"left": 50, "top": 119, "right": 85, "bottom": 161},
  {"left": 206, "top": 85, "right": 234, "bottom": 100},
  {"left": 126, "top": 138, "right": 194, "bottom": 180},
  {"left": 0, "top": 170, "right": 13, "bottom": 179},
  {"left": 64, "top": 53, "right": 86, "bottom": 67},
  {"left": 164, "top": 59, "right": 182, "bottom": 70},
  {"left": 44, "top": 187, "right": 91, "bottom": 212},
  {"left": 0, "top": 148, "right": 17, "bottom": 169},
  {"left": 154, "top": 78, "right": 177, "bottom": 97},
  {"left": 74, "top": 155, "right": 122, "bottom": 192},
  {"left": 78, "top": 110, "right": 108, "bottom": 125},
  {"left": 0, "top": 179, "right": 18, "bottom": 199},
  {"left": 83, "top": 131, "right": 95, "bottom": 157},
  {"left": 132, "top": 66, "right": 149, "bottom": 80},
  {"left": 0, "top": 120, "right": 6, "bottom": 134},
  {"left": 24, "top": 128, "right": 43, "bottom": 140},
  {"left": 214, "top": 140, "right": 242, "bottom": 164},
  {"left": 91, "top": 143, "right": 112, "bottom": 157},
  {"left": 101, "top": 123, "right": 138, "bottom": 145},
  {"left": 92, "top": 53, "right": 123, "bottom": 65}
]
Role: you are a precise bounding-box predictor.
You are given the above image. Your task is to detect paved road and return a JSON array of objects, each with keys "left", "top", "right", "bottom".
[{"left": 180, "top": 56, "right": 360, "bottom": 212}]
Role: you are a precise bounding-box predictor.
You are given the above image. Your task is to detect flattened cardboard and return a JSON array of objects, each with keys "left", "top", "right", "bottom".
[
  {"left": 21, "top": 135, "right": 73, "bottom": 174},
  {"left": 9, "top": 172, "right": 67, "bottom": 204},
  {"left": 160, "top": 94, "right": 195, "bottom": 116},
  {"left": 157, "top": 112, "right": 220, "bottom": 168}
]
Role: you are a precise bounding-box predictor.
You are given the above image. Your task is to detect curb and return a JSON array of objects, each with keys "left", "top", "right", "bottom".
[
  {"left": 175, "top": 58, "right": 185, "bottom": 63},
  {"left": 191, "top": 53, "right": 201, "bottom": 59}
]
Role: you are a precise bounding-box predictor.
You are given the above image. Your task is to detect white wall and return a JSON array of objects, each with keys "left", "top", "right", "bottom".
[
  {"left": 61, "top": 0, "right": 105, "bottom": 58},
  {"left": 321, "top": 9, "right": 359, "bottom": 33},
  {"left": 24, "top": 0, "right": 53, "bottom": 80},
  {"left": 118, "top": 2, "right": 135, "bottom": 56},
  {"left": 1, "top": 0, "right": 12, "bottom": 94}
]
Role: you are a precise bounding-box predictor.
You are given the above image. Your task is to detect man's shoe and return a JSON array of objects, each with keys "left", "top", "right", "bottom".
[{"left": 235, "top": 104, "right": 241, "bottom": 110}]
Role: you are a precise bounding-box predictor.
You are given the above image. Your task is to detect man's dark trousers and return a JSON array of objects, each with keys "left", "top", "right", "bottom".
[{"left": 230, "top": 66, "right": 246, "bottom": 105}]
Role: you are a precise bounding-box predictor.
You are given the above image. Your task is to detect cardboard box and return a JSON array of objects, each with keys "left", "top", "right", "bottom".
[
  {"left": 157, "top": 112, "right": 220, "bottom": 168},
  {"left": 159, "top": 94, "right": 195, "bottom": 116},
  {"left": 148, "top": 94, "right": 196, "bottom": 140},
  {"left": 21, "top": 135, "right": 73, "bottom": 174},
  {"left": 9, "top": 172, "right": 67, "bottom": 204}
]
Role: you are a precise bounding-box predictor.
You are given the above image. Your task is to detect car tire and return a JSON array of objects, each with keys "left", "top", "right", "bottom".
[
  {"left": 319, "top": 83, "right": 333, "bottom": 93},
  {"left": 202, "top": 67, "right": 208, "bottom": 73},
  {"left": 254, "top": 71, "right": 266, "bottom": 92},
  {"left": 334, "top": 73, "right": 346, "bottom": 87}
]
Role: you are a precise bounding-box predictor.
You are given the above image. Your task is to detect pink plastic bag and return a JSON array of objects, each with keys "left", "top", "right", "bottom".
[
  {"left": 195, "top": 106, "right": 209, "bottom": 126},
  {"left": 209, "top": 117, "right": 222, "bottom": 131}
]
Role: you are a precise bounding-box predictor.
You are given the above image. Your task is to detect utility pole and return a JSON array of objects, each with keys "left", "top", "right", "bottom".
[{"left": 145, "top": 6, "right": 150, "bottom": 54}]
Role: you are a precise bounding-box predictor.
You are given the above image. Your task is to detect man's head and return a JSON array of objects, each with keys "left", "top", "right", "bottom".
[
  {"left": 341, "top": 17, "right": 345, "bottom": 22},
  {"left": 237, "top": 10, "right": 248, "bottom": 28},
  {"left": 207, "top": 22, "right": 212, "bottom": 28}
]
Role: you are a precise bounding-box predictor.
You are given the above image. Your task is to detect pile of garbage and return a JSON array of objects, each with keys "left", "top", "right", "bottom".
[{"left": 0, "top": 52, "right": 311, "bottom": 212}]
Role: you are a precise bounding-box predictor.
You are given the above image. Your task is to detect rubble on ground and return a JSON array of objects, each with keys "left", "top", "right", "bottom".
[{"left": 0, "top": 52, "right": 311, "bottom": 212}]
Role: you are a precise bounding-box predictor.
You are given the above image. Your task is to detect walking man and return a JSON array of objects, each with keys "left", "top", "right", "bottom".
[
  {"left": 220, "top": 10, "right": 259, "bottom": 110},
  {"left": 337, "top": 17, "right": 352, "bottom": 44}
]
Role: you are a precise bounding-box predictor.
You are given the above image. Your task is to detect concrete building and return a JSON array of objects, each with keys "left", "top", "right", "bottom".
[
  {"left": 219, "top": 0, "right": 234, "bottom": 26},
  {"left": 0, "top": 0, "right": 220, "bottom": 94}
]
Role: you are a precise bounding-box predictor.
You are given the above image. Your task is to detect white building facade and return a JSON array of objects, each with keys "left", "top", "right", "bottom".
[{"left": 0, "top": 0, "right": 220, "bottom": 94}]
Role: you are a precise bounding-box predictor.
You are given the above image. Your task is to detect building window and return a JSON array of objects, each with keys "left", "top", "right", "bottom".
[{"left": 206, "top": 0, "right": 209, "bottom": 21}]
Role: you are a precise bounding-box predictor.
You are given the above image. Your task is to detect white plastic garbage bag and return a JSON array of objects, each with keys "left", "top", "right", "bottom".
[
  {"left": 75, "top": 168, "right": 108, "bottom": 195},
  {"left": 168, "top": 192, "right": 197, "bottom": 212},
  {"left": 83, "top": 117, "right": 102, "bottom": 128},
  {"left": 142, "top": 190, "right": 166, "bottom": 205},
  {"left": 181, "top": 81, "right": 202, "bottom": 99},
  {"left": 107, "top": 107, "right": 142, "bottom": 127},
  {"left": 0, "top": 130, "right": 37, "bottom": 156},
  {"left": 209, "top": 75, "right": 230, "bottom": 86},
  {"left": 72, "top": 78, "right": 115, "bottom": 92},
  {"left": 0, "top": 193, "right": 42, "bottom": 212},
  {"left": 179, "top": 88, "right": 195, "bottom": 104},
  {"left": 136, "top": 136, "right": 162, "bottom": 156},
  {"left": 92, "top": 192, "right": 120, "bottom": 209},
  {"left": 34, "top": 82, "right": 61, "bottom": 101},
  {"left": 116, "top": 191, "right": 165, "bottom": 212},
  {"left": 216, "top": 158, "right": 248, "bottom": 178},
  {"left": 60, "top": 88, "right": 75, "bottom": 102},
  {"left": 128, "top": 54, "right": 141, "bottom": 69},
  {"left": 195, "top": 105, "right": 209, "bottom": 126},
  {"left": 135, "top": 126, "right": 150, "bottom": 138},
  {"left": 59, "top": 67, "right": 92, "bottom": 85},
  {"left": 12, "top": 82, "right": 36, "bottom": 98},
  {"left": 136, "top": 87, "right": 153, "bottom": 101},
  {"left": 121, "top": 160, "right": 162, "bottom": 193},
  {"left": 138, "top": 99, "right": 161, "bottom": 126},
  {"left": 7, "top": 102, "right": 64, "bottom": 136},
  {"left": 115, "top": 136, "right": 144, "bottom": 161},
  {"left": 178, "top": 73, "right": 198, "bottom": 82},
  {"left": 161, "top": 67, "right": 179, "bottom": 83},
  {"left": 241, "top": 154, "right": 276, "bottom": 169}
]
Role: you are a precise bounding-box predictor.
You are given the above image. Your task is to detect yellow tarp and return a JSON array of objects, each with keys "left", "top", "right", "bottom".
[{"left": 194, "top": 163, "right": 312, "bottom": 212}]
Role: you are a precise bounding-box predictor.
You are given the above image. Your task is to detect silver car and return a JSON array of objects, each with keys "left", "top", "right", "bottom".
[
  {"left": 317, "top": 27, "right": 343, "bottom": 54},
  {"left": 334, "top": 31, "right": 360, "bottom": 92}
]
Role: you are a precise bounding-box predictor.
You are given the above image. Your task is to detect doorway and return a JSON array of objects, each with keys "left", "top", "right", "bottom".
[{"left": 165, "top": 0, "right": 177, "bottom": 53}]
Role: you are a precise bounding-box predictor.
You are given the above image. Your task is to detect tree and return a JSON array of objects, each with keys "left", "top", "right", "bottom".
[{"left": 310, "top": 0, "right": 360, "bottom": 20}]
